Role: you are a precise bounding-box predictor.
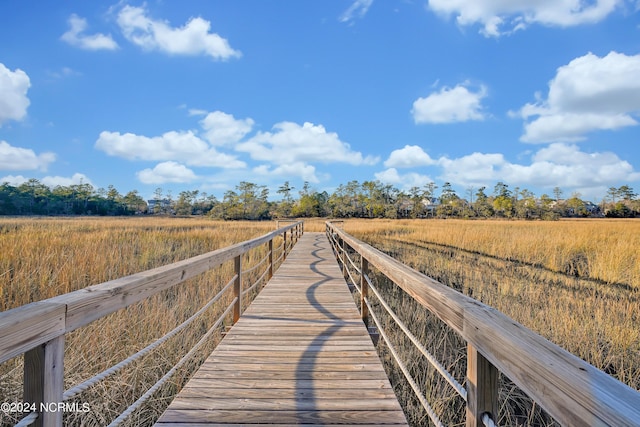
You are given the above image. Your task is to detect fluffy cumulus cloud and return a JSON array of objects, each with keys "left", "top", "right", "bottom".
[
  {"left": 437, "top": 144, "right": 640, "bottom": 197},
  {"left": 428, "top": 0, "right": 623, "bottom": 37},
  {"left": 95, "top": 130, "right": 245, "bottom": 168},
  {"left": 517, "top": 51, "right": 640, "bottom": 143},
  {"left": 412, "top": 83, "right": 487, "bottom": 124},
  {"left": 377, "top": 142, "right": 638, "bottom": 199},
  {"left": 374, "top": 168, "right": 434, "bottom": 190},
  {"left": 200, "top": 111, "right": 254, "bottom": 146},
  {"left": 61, "top": 14, "right": 118, "bottom": 50},
  {"left": 237, "top": 121, "right": 379, "bottom": 167},
  {"left": 0, "top": 63, "right": 30, "bottom": 126},
  {"left": 117, "top": 5, "right": 241, "bottom": 59},
  {"left": 384, "top": 145, "right": 437, "bottom": 168},
  {"left": 253, "top": 162, "right": 322, "bottom": 183},
  {"left": 0, "top": 141, "right": 56, "bottom": 171},
  {"left": 137, "top": 161, "right": 197, "bottom": 184},
  {"left": 41, "top": 173, "right": 94, "bottom": 188},
  {"left": 339, "top": 0, "right": 374, "bottom": 23}
]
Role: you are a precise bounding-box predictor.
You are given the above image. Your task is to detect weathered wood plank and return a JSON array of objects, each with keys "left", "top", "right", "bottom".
[
  {"left": 0, "top": 302, "right": 66, "bottom": 364},
  {"left": 158, "top": 409, "right": 408, "bottom": 424},
  {"left": 175, "top": 387, "right": 399, "bottom": 400},
  {"left": 330, "top": 223, "right": 640, "bottom": 427},
  {"left": 155, "top": 232, "right": 407, "bottom": 426}
]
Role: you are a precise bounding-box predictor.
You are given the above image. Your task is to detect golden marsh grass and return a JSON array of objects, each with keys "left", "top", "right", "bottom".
[
  {"left": 0, "top": 217, "right": 278, "bottom": 426},
  {"left": 1, "top": 217, "right": 638, "bottom": 426}
]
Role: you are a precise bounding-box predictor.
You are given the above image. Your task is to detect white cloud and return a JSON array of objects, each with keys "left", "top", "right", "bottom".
[
  {"left": 428, "top": 0, "right": 623, "bottom": 37},
  {"left": 437, "top": 152, "right": 508, "bottom": 185},
  {"left": 375, "top": 167, "right": 434, "bottom": 190},
  {"left": 0, "top": 141, "right": 56, "bottom": 171},
  {"left": 2, "top": 173, "right": 95, "bottom": 188},
  {"left": 61, "top": 14, "right": 118, "bottom": 50},
  {"left": 412, "top": 83, "right": 487, "bottom": 124},
  {"left": 0, "top": 63, "right": 30, "bottom": 126},
  {"left": 117, "top": 5, "right": 241, "bottom": 60},
  {"left": 435, "top": 144, "right": 639, "bottom": 198},
  {"left": 340, "top": 0, "right": 374, "bottom": 23},
  {"left": 137, "top": 161, "right": 197, "bottom": 184},
  {"left": 41, "top": 173, "right": 94, "bottom": 188},
  {"left": 384, "top": 145, "right": 437, "bottom": 168},
  {"left": 200, "top": 111, "right": 254, "bottom": 146},
  {"left": 95, "top": 130, "right": 246, "bottom": 168},
  {"left": 518, "top": 51, "right": 640, "bottom": 143},
  {"left": 238, "top": 121, "right": 379, "bottom": 166},
  {"left": 253, "top": 162, "right": 321, "bottom": 183}
]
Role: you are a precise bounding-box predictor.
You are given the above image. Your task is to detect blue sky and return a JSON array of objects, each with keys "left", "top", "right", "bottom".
[{"left": 1, "top": 1, "right": 639, "bottom": 202}]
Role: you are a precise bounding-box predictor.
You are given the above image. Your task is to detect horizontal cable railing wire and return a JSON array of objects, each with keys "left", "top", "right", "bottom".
[
  {"left": 1, "top": 221, "right": 303, "bottom": 427},
  {"left": 242, "top": 260, "right": 271, "bottom": 297},
  {"left": 13, "top": 412, "right": 38, "bottom": 427},
  {"left": 242, "top": 248, "right": 270, "bottom": 276},
  {"left": 325, "top": 221, "right": 640, "bottom": 426},
  {"left": 366, "top": 297, "right": 445, "bottom": 427},
  {"left": 365, "top": 273, "right": 467, "bottom": 400},
  {"left": 107, "top": 299, "right": 237, "bottom": 427},
  {"left": 62, "top": 274, "right": 237, "bottom": 401},
  {"left": 482, "top": 412, "right": 498, "bottom": 427}
]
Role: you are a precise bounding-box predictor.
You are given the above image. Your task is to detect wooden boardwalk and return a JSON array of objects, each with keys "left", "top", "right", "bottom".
[{"left": 155, "top": 232, "right": 408, "bottom": 426}]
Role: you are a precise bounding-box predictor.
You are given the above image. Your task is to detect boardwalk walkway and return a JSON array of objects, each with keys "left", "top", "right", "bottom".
[{"left": 155, "top": 232, "right": 408, "bottom": 426}]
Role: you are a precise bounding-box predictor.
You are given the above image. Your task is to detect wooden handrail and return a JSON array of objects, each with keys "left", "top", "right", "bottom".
[
  {"left": 0, "top": 221, "right": 303, "bottom": 427},
  {"left": 326, "top": 221, "right": 640, "bottom": 427}
]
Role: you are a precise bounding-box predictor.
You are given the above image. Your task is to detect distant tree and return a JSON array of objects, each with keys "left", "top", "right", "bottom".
[
  {"left": 553, "top": 186, "right": 563, "bottom": 202},
  {"left": 566, "top": 193, "right": 587, "bottom": 217},
  {"left": 492, "top": 182, "right": 513, "bottom": 217},
  {"left": 473, "top": 187, "right": 493, "bottom": 218}
]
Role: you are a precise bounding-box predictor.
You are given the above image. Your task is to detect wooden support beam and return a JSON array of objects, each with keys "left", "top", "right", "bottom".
[
  {"left": 360, "top": 256, "right": 369, "bottom": 327},
  {"left": 24, "top": 335, "right": 65, "bottom": 427},
  {"left": 466, "top": 343, "right": 498, "bottom": 427},
  {"left": 233, "top": 255, "right": 242, "bottom": 324}
]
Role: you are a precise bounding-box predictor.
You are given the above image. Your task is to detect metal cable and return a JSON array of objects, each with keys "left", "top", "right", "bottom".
[
  {"left": 482, "top": 412, "right": 498, "bottom": 427},
  {"left": 242, "top": 250, "right": 269, "bottom": 275},
  {"left": 367, "top": 298, "right": 446, "bottom": 427},
  {"left": 107, "top": 299, "right": 236, "bottom": 427},
  {"left": 366, "top": 276, "right": 467, "bottom": 400},
  {"left": 63, "top": 275, "right": 236, "bottom": 401},
  {"left": 13, "top": 412, "right": 38, "bottom": 427},
  {"left": 242, "top": 263, "right": 270, "bottom": 296}
]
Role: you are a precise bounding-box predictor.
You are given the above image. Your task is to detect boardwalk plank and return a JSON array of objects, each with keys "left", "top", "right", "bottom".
[{"left": 154, "top": 232, "right": 408, "bottom": 426}]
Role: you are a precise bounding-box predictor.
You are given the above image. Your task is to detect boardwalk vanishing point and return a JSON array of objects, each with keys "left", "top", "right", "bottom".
[{"left": 155, "top": 232, "right": 409, "bottom": 426}]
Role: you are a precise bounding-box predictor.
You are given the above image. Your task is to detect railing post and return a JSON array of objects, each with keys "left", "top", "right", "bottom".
[
  {"left": 24, "top": 335, "right": 65, "bottom": 427},
  {"left": 233, "top": 255, "right": 242, "bottom": 324},
  {"left": 268, "top": 238, "right": 274, "bottom": 281},
  {"left": 341, "top": 238, "right": 347, "bottom": 279},
  {"left": 360, "top": 256, "right": 369, "bottom": 327},
  {"left": 283, "top": 231, "right": 288, "bottom": 261},
  {"left": 466, "top": 343, "right": 498, "bottom": 427}
]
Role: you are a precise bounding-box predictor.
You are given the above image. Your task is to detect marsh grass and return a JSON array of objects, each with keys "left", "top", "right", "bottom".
[
  {"left": 1, "top": 217, "right": 638, "bottom": 426},
  {"left": 0, "top": 217, "right": 277, "bottom": 426},
  {"left": 341, "top": 218, "right": 639, "bottom": 426}
]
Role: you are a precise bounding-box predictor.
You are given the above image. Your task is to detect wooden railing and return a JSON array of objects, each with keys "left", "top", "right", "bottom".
[
  {"left": 326, "top": 221, "right": 640, "bottom": 427},
  {"left": 0, "top": 221, "right": 303, "bottom": 427}
]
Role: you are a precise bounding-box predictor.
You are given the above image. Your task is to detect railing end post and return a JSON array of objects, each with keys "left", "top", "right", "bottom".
[{"left": 24, "top": 335, "right": 65, "bottom": 427}]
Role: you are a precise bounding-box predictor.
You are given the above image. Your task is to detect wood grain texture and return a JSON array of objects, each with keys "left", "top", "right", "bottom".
[
  {"left": 155, "top": 232, "right": 408, "bottom": 426},
  {"left": 329, "top": 222, "right": 640, "bottom": 427}
]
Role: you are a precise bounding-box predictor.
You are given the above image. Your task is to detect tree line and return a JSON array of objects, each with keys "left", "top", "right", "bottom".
[{"left": 1, "top": 178, "right": 638, "bottom": 219}]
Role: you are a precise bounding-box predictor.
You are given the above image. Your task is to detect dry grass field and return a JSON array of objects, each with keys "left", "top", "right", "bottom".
[
  {"left": 0, "top": 217, "right": 278, "bottom": 426},
  {"left": 338, "top": 218, "right": 639, "bottom": 426},
  {"left": 1, "top": 217, "right": 638, "bottom": 426}
]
